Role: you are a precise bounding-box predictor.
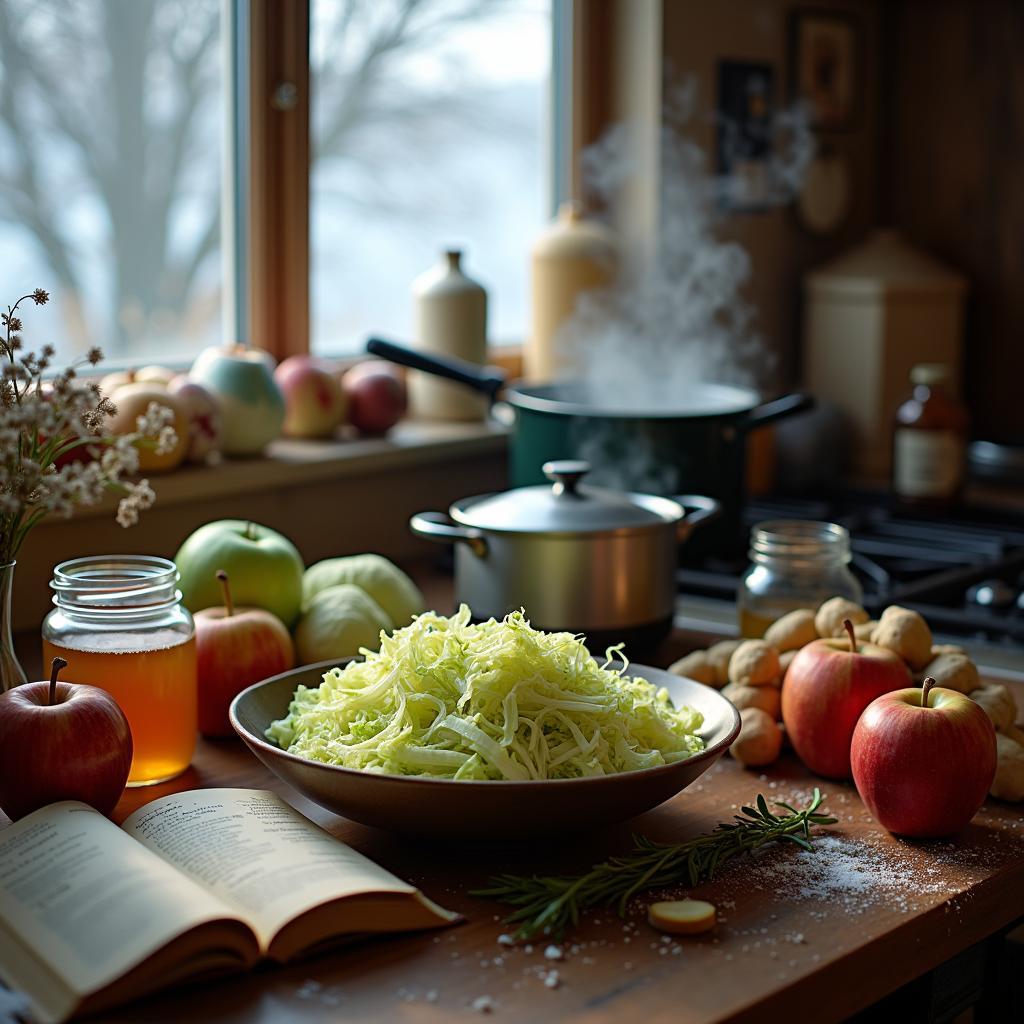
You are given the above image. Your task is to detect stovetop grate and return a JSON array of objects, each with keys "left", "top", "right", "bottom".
[{"left": 677, "top": 494, "right": 1024, "bottom": 646}]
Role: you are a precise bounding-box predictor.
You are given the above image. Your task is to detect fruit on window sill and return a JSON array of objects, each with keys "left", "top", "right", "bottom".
[
  {"left": 190, "top": 344, "right": 285, "bottom": 456},
  {"left": 851, "top": 677, "right": 997, "bottom": 836},
  {"left": 106, "top": 382, "right": 189, "bottom": 472},
  {"left": 175, "top": 519, "right": 304, "bottom": 628},
  {"left": 99, "top": 365, "right": 177, "bottom": 394},
  {"left": 0, "top": 659, "right": 132, "bottom": 820},
  {"left": 342, "top": 360, "right": 408, "bottom": 436},
  {"left": 294, "top": 583, "right": 393, "bottom": 664},
  {"left": 195, "top": 570, "right": 295, "bottom": 736},
  {"left": 167, "top": 375, "right": 223, "bottom": 463},
  {"left": 274, "top": 355, "right": 347, "bottom": 439},
  {"left": 781, "top": 620, "right": 912, "bottom": 780},
  {"left": 134, "top": 364, "right": 177, "bottom": 386}
]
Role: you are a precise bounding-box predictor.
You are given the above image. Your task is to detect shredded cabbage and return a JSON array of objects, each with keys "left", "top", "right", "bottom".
[{"left": 266, "top": 605, "right": 705, "bottom": 780}]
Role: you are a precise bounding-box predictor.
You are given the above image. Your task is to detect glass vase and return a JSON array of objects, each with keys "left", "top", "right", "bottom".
[{"left": 0, "top": 561, "right": 28, "bottom": 692}]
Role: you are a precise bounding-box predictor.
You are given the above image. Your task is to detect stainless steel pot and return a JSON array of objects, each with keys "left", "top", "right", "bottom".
[{"left": 409, "top": 461, "right": 721, "bottom": 651}]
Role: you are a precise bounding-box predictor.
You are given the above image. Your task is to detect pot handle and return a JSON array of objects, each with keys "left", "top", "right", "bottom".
[
  {"left": 739, "top": 392, "right": 815, "bottom": 432},
  {"left": 672, "top": 495, "right": 723, "bottom": 543},
  {"left": 367, "top": 337, "right": 507, "bottom": 403},
  {"left": 409, "top": 512, "right": 488, "bottom": 558}
]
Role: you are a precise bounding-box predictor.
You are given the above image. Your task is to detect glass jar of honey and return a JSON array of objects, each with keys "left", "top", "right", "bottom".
[
  {"left": 737, "top": 520, "right": 863, "bottom": 637},
  {"left": 42, "top": 556, "right": 197, "bottom": 786}
]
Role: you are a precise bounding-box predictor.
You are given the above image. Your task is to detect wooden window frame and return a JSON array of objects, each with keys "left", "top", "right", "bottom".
[
  {"left": 241, "top": 0, "right": 576, "bottom": 366},
  {"left": 246, "top": 0, "right": 310, "bottom": 360}
]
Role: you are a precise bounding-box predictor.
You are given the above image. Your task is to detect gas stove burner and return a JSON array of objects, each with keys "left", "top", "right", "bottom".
[
  {"left": 967, "top": 579, "right": 1015, "bottom": 609},
  {"left": 677, "top": 492, "right": 1024, "bottom": 648}
]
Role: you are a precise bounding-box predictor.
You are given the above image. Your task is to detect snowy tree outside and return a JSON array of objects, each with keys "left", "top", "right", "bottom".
[{"left": 0, "top": 0, "right": 550, "bottom": 366}]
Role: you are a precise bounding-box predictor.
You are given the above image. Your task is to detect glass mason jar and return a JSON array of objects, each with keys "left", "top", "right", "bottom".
[
  {"left": 42, "top": 556, "right": 197, "bottom": 787},
  {"left": 737, "top": 521, "right": 863, "bottom": 638}
]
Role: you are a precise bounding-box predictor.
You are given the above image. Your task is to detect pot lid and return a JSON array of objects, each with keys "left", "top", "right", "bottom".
[{"left": 451, "top": 461, "right": 682, "bottom": 533}]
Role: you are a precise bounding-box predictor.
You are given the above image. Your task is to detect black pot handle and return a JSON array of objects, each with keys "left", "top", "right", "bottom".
[
  {"left": 672, "top": 495, "right": 722, "bottom": 543},
  {"left": 366, "top": 337, "right": 506, "bottom": 403},
  {"left": 740, "top": 392, "right": 815, "bottom": 432}
]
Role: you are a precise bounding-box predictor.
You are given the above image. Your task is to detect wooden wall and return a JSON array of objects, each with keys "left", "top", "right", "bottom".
[
  {"left": 658, "top": 0, "right": 884, "bottom": 390},
  {"left": 880, "top": 0, "right": 1024, "bottom": 442}
]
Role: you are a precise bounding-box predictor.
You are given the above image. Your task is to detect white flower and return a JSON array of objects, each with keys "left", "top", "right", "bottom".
[
  {"left": 116, "top": 479, "right": 156, "bottom": 528},
  {"left": 0, "top": 294, "right": 167, "bottom": 562}
]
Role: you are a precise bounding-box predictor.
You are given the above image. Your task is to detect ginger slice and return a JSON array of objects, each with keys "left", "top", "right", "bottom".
[{"left": 647, "top": 898, "right": 717, "bottom": 935}]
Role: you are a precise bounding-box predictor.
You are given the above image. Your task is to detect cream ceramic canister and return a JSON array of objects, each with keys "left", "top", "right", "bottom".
[
  {"left": 410, "top": 249, "right": 488, "bottom": 421},
  {"left": 528, "top": 201, "right": 617, "bottom": 382}
]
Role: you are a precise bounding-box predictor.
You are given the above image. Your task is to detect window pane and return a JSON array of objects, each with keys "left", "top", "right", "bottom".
[
  {"left": 311, "top": 0, "right": 550, "bottom": 354},
  {"left": 0, "top": 0, "right": 222, "bottom": 367}
]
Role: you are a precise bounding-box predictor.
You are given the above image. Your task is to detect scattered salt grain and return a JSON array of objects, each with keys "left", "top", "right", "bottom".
[
  {"left": 497, "top": 933, "right": 515, "bottom": 947},
  {"left": 426, "top": 990, "right": 439, "bottom": 1003},
  {"left": 296, "top": 980, "right": 321, "bottom": 999},
  {"left": 472, "top": 995, "right": 496, "bottom": 1013},
  {"left": 544, "top": 945, "right": 564, "bottom": 960},
  {"left": 544, "top": 970, "right": 561, "bottom": 989}
]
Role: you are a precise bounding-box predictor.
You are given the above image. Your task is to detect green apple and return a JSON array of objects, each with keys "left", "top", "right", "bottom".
[{"left": 175, "top": 520, "right": 304, "bottom": 626}]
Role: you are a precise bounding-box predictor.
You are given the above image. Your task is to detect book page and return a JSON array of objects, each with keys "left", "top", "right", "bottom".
[
  {"left": 122, "top": 788, "right": 440, "bottom": 948},
  {"left": 0, "top": 802, "right": 242, "bottom": 1000}
]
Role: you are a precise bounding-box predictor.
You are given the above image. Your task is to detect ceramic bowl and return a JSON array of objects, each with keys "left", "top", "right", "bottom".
[{"left": 230, "top": 661, "right": 740, "bottom": 838}]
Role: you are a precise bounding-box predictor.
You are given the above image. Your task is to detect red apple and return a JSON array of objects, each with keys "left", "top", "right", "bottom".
[
  {"left": 194, "top": 570, "right": 295, "bottom": 736},
  {"left": 168, "top": 374, "right": 224, "bottom": 462},
  {"left": 0, "top": 659, "right": 132, "bottom": 820},
  {"left": 851, "top": 677, "right": 997, "bottom": 838},
  {"left": 781, "top": 619, "right": 912, "bottom": 779},
  {"left": 342, "top": 360, "right": 407, "bottom": 435},
  {"left": 274, "top": 355, "right": 347, "bottom": 439}
]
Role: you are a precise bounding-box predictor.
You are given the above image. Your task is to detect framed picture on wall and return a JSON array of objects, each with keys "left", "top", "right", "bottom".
[
  {"left": 789, "top": 9, "right": 861, "bottom": 130},
  {"left": 716, "top": 60, "right": 776, "bottom": 212}
]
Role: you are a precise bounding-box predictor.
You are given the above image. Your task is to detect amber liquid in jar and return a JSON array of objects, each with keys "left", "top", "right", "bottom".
[
  {"left": 892, "top": 363, "right": 968, "bottom": 507},
  {"left": 42, "top": 555, "right": 197, "bottom": 787},
  {"left": 43, "top": 631, "right": 196, "bottom": 786},
  {"left": 738, "top": 608, "right": 779, "bottom": 640}
]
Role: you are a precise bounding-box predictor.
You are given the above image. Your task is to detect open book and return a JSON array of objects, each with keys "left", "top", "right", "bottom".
[{"left": 0, "top": 788, "right": 457, "bottom": 1023}]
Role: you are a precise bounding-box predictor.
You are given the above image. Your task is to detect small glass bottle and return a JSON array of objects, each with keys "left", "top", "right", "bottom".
[
  {"left": 42, "top": 556, "right": 197, "bottom": 786},
  {"left": 738, "top": 521, "right": 862, "bottom": 638},
  {"left": 892, "top": 364, "right": 968, "bottom": 506}
]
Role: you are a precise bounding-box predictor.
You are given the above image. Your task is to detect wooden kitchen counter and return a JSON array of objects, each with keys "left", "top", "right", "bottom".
[
  {"left": 8, "top": 570, "right": 1024, "bottom": 1023},
  {"left": 90, "top": 731, "right": 1023, "bottom": 1023}
]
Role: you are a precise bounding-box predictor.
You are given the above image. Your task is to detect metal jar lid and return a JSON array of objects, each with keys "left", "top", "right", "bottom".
[{"left": 450, "top": 461, "right": 684, "bottom": 535}]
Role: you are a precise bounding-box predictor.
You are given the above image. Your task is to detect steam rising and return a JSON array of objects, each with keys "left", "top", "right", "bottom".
[
  {"left": 565, "top": 81, "right": 814, "bottom": 407},
  {"left": 555, "top": 82, "right": 813, "bottom": 494}
]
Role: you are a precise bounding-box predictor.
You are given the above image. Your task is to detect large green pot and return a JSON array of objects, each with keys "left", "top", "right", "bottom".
[
  {"left": 502, "top": 383, "right": 811, "bottom": 556},
  {"left": 366, "top": 339, "right": 812, "bottom": 555}
]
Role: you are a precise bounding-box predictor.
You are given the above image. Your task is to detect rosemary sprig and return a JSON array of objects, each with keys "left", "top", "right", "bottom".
[{"left": 474, "top": 789, "right": 836, "bottom": 941}]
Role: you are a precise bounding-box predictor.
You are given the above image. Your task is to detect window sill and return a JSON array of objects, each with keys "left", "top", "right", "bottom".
[
  {"left": 69, "top": 419, "right": 509, "bottom": 521},
  {"left": 14, "top": 419, "right": 508, "bottom": 634}
]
